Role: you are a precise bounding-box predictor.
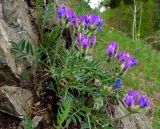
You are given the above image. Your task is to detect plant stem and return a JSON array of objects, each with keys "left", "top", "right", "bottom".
[
  {"left": 72, "top": 108, "right": 82, "bottom": 116},
  {"left": 87, "top": 113, "right": 92, "bottom": 129},
  {"left": 109, "top": 112, "right": 136, "bottom": 122}
]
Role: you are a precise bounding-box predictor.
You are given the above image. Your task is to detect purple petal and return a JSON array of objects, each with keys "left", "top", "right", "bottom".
[
  {"left": 66, "top": 8, "right": 76, "bottom": 21},
  {"left": 77, "top": 33, "right": 82, "bottom": 45},
  {"left": 114, "top": 78, "right": 123, "bottom": 88},
  {"left": 125, "top": 95, "right": 135, "bottom": 106},
  {"left": 125, "top": 89, "right": 150, "bottom": 108},
  {"left": 57, "top": 6, "right": 67, "bottom": 18},
  {"left": 90, "top": 35, "right": 96, "bottom": 47},
  {"left": 128, "top": 88, "right": 133, "bottom": 95},
  {"left": 82, "top": 35, "right": 89, "bottom": 49},
  {"left": 138, "top": 95, "right": 150, "bottom": 107},
  {"left": 107, "top": 41, "right": 118, "bottom": 57}
]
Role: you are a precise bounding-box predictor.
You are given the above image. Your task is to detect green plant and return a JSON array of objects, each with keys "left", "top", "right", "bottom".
[
  {"left": 24, "top": 116, "right": 34, "bottom": 129},
  {"left": 103, "top": 0, "right": 160, "bottom": 38},
  {"left": 49, "top": 48, "right": 121, "bottom": 128},
  {"left": 55, "top": 98, "right": 73, "bottom": 129},
  {"left": 96, "top": 27, "right": 160, "bottom": 128},
  {"left": 10, "top": 39, "right": 34, "bottom": 63},
  {"left": 9, "top": 2, "right": 153, "bottom": 129}
]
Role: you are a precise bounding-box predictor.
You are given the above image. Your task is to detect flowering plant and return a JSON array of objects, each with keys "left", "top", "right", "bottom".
[
  {"left": 125, "top": 89, "right": 150, "bottom": 112},
  {"left": 52, "top": 5, "right": 151, "bottom": 128},
  {"left": 106, "top": 41, "right": 138, "bottom": 74},
  {"left": 10, "top": 4, "right": 151, "bottom": 129},
  {"left": 57, "top": 6, "right": 103, "bottom": 31},
  {"left": 57, "top": 5, "right": 103, "bottom": 56}
]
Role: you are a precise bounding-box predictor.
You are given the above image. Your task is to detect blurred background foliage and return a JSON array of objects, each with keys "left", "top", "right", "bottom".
[{"left": 102, "top": 0, "right": 160, "bottom": 38}]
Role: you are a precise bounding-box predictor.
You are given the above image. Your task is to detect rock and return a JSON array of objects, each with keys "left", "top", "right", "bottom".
[
  {"left": 0, "top": 0, "right": 38, "bottom": 85},
  {"left": 110, "top": 100, "right": 152, "bottom": 129},
  {"left": 0, "top": 85, "right": 33, "bottom": 119},
  {"left": 32, "top": 115, "right": 43, "bottom": 128}
]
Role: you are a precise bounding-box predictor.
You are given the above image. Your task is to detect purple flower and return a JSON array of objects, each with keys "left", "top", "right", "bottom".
[
  {"left": 79, "top": 15, "right": 88, "bottom": 23},
  {"left": 116, "top": 50, "right": 138, "bottom": 72},
  {"left": 124, "top": 89, "right": 150, "bottom": 110},
  {"left": 77, "top": 34, "right": 96, "bottom": 49},
  {"left": 114, "top": 78, "right": 123, "bottom": 87},
  {"left": 138, "top": 95, "right": 150, "bottom": 107},
  {"left": 78, "top": 14, "right": 103, "bottom": 31},
  {"left": 125, "top": 95, "right": 136, "bottom": 106},
  {"left": 88, "top": 14, "right": 98, "bottom": 24},
  {"left": 57, "top": 6, "right": 67, "bottom": 18},
  {"left": 71, "top": 17, "right": 79, "bottom": 27},
  {"left": 116, "top": 50, "right": 128, "bottom": 63},
  {"left": 90, "top": 35, "right": 96, "bottom": 47},
  {"left": 128, "top": 89, "right": 140, "bottom": 97},
  {"left": 97, "top": 20, "right": 103, "bottom": 31},
  {"left": 128, "top": 88, "right": 133, "bottom": 95},
  {"left": 77, "top": 33, "right": 82, "bottom": 46},
  {"left": 66, "top": 8, "right": 76, "bottom": 21},
  {"left": 123, "top": 56, "right": 138, "bottom": 71},
  {"left": 114, "top": 78, "right": 123, "bottom": 89},
  {"left": 78, "top": 15, "right": 88, "bottom": 25},
  {"left": 57, "top": 6, "right": 103, "bottom": 31},
  {"left": 81, "top": 35, "right": 89, "bottom": 49},
  {"left": 57, "top": 6, "right": 76, "bottom": 24},
  {"left": 88, "top": 14, "right": 103, "bottom": 31},
  {"left": 125, "top": 89, "right": 140, "bottom": 107},
  {"left": 107, "top": 41, "right": 118, "bottom": 57},
  {"left": 78, "top": 15, "right": 89, "bottom": 30}
]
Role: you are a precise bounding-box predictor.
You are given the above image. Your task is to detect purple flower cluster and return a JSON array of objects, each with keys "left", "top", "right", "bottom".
[
  {"left": 106, "top": 42, "right": 138, "bottom": 72},
  {"left": 116, "top": 50, "right": 138, "bottom": 71},
  {"left": 57, "top": 6, "right": 76, "bottom": 22},
  {"left": 77, "top": 33, "right": 96, "bottom": 49},
  {"left": 125, "top": 89, "right": 150, "bottom": 112},
  {"left": 86, "top": 14, "right": 103, "bottom": 31},
  {"left": 57, "top": 6, "right": 103, "bottom": 31}
]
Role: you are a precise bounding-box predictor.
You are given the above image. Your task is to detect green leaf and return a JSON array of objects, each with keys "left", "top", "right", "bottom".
[
  {"left": 56, "top": 99, "right": 72, "bottom": 129},
  {"left": 20, "top": 39, "right": 26, "bottom": 51},
  {"left": 17, "top": 53, "right": 27, "bottom": 61},
  {"left": 64, "top": 118, "right": 72, "bottom": 129},
  {"left": 29, "top": 44, "right": 34, "bottom": 55},
  {"left": 26, "top": 41, "right": 30, "bottom": 54},
  {"left": 11, "top": 47, "right": 22, "bottom": 53},
  {"left": 70, "top": 115, "right": 77, "bottom": 126},
  {"left": 24, "top": 116, "right": 34, "bottom": 129},
  {"left": 42, "top": 4, "right": 55, "bottom": 25},
  {"left": 9, "top": 41, "right": 18, "bottom": 47},
  {"left": 75, "top": 114, "right": 82, "bottom": 123},
  {"left": 81, "top": 121, "right": 89, "bottom": 129}
]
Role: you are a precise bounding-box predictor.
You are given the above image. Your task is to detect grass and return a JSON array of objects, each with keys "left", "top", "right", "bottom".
[{"left": 95, "top": 27, "right": 160, "bottom": 129}]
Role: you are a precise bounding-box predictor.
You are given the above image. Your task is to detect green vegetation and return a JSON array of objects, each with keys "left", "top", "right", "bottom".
[
  {"left": 92, "top": 1, "right": 160, "bottom": 127},
  {"left": 96, "top": 28, "right": 160, "bottom": 93},
  {"left": 102, "top": 0, "right": 160, "bottom": 38},
  {"left": 95, "top": 27, "right": 160, "bottom": 128},
  {"left": 10, "top": 0, "right": 160, "bottom": 128}
]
